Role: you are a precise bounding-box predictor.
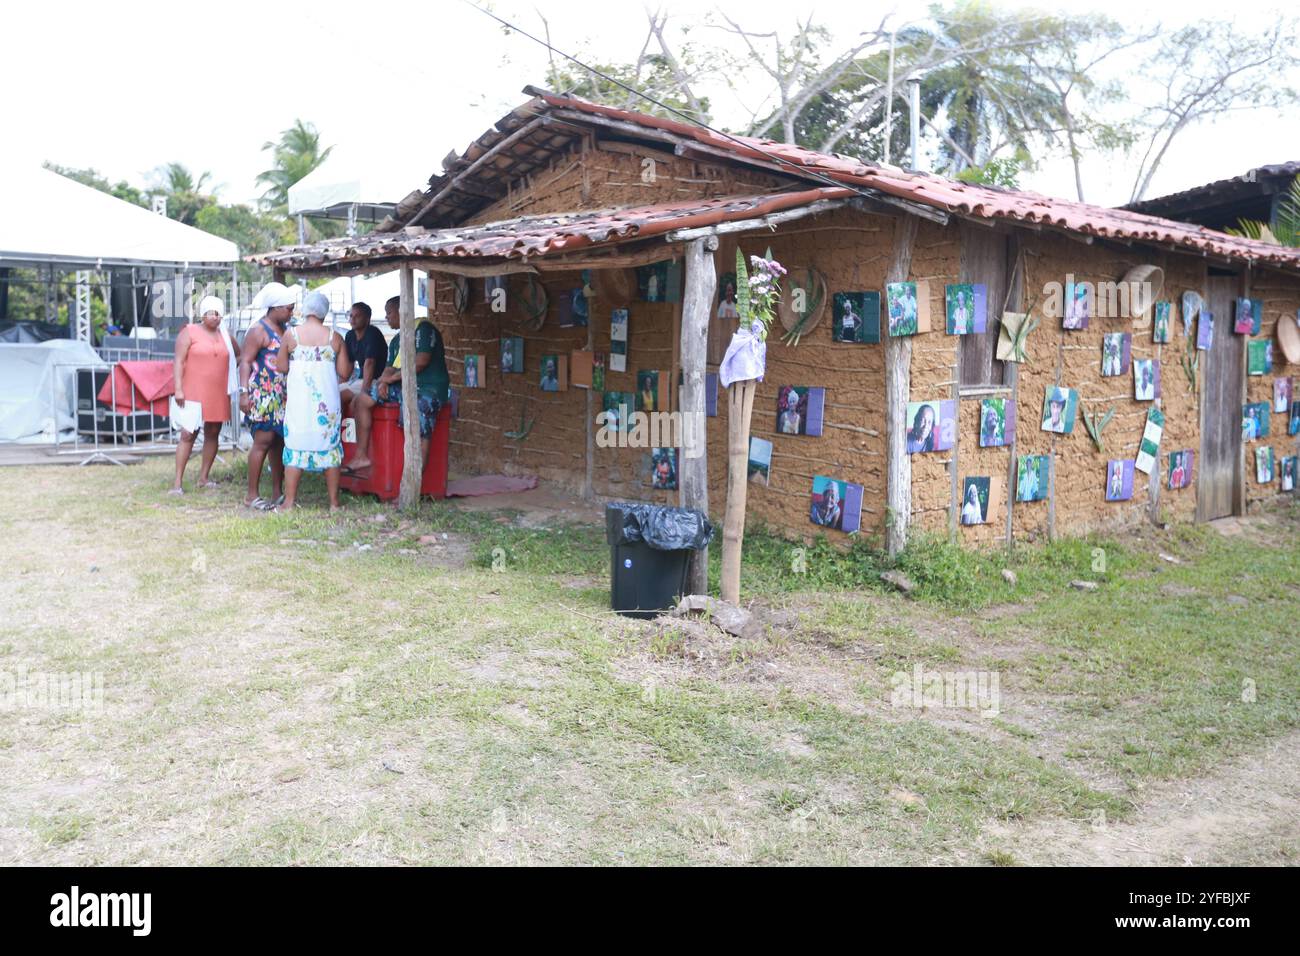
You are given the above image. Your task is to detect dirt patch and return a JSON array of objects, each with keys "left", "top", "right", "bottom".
[{"left": 981, "top": 730, "right": 1300, "bottom": 865}]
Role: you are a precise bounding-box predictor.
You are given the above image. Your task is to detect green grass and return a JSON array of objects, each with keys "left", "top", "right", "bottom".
[{"left": 0, "top": 456, "right": 1295, "bottom": 865}]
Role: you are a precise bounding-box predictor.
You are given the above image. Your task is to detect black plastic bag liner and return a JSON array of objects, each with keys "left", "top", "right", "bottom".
[{"left": 605, "top": 502, "right": 713, "bottom": 551}]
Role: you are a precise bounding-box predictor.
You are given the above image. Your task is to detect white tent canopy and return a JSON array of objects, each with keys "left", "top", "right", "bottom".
[
  {"left": 288, "top": 147, "right": 429, "bottom": 223},
  {"left": 0, "top": 165, "right": 239, "bottom": 269}
]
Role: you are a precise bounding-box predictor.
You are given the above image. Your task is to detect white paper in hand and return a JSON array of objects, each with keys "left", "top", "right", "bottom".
[
  {"left": 342, "top": 418, "right": 357, "bottom": 443},
  {"left": 169, "top": 397, "right": 203, "bottom": 434}
]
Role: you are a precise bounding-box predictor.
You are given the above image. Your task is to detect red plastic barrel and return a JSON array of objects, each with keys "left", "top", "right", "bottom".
[{"left": 340, "top": 402, "right": 449, "bottom": 501}]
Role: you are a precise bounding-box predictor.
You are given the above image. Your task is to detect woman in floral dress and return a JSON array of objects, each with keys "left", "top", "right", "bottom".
[{"left": 275, "top": 291, "right": 351, "bottom": 511}]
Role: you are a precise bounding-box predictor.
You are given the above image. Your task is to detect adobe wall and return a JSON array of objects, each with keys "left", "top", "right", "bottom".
[
  {"left": 463, "top": 139, "right": 791, "bottom": 226},
  {"left": 1246, "top": 269, "right": 1300, "bottom": 513},
  {"left": 430, "top": 187, "right": 1297, "bottom": 547}
]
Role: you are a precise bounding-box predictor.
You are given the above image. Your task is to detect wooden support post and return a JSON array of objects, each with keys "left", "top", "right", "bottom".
[
  {"left": 720, "top": 377, "right": 757, "bottom": 604},
  {"left": 680, "top": 236, "right": 717, "bottom": 596},
  {"left": 397, "top": 262, "right": 423, "bottom": 511},
  {"left": 884, "top": 215, "right": 919, "bottom": 557}
]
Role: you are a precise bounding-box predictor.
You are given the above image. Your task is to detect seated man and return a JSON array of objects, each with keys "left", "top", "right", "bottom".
[
  {"left": 340, "top": 301, "right": 388, "bottom": 471},
  {"left": 372, "top": 295, "right": 450, "bottom": 465}
]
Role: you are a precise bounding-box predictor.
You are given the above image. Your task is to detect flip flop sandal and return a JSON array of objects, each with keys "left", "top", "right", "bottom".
[
  {"left": 167, "top": 487, "right": 184, "bottom": 496},
  {"left": 246, "top": 497, "right": 271, "bottom": 510},
  {"left": 271, "top": 494, "right": 286, "bottom": 508},
  {"left": 198, "top": 480, "right": 219, "bottom": 489}
]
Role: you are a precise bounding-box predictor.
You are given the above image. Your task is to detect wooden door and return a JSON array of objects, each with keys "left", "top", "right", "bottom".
[{"left": 1198, "top": 274, "right": 1244, "bottom": 520}]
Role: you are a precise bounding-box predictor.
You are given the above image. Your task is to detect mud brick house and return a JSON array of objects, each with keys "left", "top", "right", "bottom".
[{"left": 252, "top": 87, "right": 1300, "bottom": 554}]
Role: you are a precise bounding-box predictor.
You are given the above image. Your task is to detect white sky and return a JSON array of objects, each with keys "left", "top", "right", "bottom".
[{"left": 6, "top": 0, "right": 1298, "bottom": 212}]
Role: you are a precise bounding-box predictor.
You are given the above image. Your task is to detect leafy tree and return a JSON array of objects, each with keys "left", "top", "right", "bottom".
[
  {"left": 195, "top": 204, "right": 294, "bottom": 282},
  {"left": 42, "top": 163, "right": 147, "bottom": 207},
  {"left": 256, "top": 119, "right": 333, "bottom": 213},
  {"left": 146, "top": 162, "right": 217, "bottom": 226}
]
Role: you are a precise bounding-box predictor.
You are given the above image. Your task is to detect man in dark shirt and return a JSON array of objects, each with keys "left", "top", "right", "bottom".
[
  {"left": 373, "top": 295, "right": 450, "bottom": 467},
  {"left": 341, "top": 301, "right": 388, "bottom": 471}
]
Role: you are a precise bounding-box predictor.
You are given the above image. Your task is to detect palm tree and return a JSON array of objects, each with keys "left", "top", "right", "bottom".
[
  {"left": 149, "top": 162, "right": 216, "bottom": 225},
  {"left": 256, "top": 119, "right": 333, "bottom": 214},
  {"left": 1229, "top": 176, "right": 1300, "bottom": 247}
]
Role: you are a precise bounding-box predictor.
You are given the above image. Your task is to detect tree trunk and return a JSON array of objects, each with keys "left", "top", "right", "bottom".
[
  {"left": 720, "top": 377, "right": 756, "bottom": 604},
  {"left": 679, "top": 237, "right": 717, "bottom": 595},
  {"left": 884, "top": 215, "right": 919, "bottom": 556},
  {"left": 397, "top": 262, "right": 423, "bottom": 511}
]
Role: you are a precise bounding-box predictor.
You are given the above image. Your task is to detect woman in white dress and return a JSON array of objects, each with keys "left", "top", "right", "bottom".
[{"left": 275, "top": 291, "right": 350, "bottom": 512}]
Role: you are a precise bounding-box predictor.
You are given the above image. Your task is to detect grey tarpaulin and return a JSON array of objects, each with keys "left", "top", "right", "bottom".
[{"left": 604, "top": 502, "right": 714, "bottom": 551}]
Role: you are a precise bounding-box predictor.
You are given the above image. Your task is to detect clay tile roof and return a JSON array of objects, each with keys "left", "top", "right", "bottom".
[
  {"left": 250, "top": 187, "right": 854, "bottom": 272},
  {"left": 250, "top": 86, "right": 1300, "bottom": 274},
  {"left": 527, "top": 89, "right": 1300, "bottom": 272}
]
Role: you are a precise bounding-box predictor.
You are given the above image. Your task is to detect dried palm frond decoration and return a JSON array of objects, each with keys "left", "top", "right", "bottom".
[{"left": 776, "top": 266, "right": 828, "bottom": 346}]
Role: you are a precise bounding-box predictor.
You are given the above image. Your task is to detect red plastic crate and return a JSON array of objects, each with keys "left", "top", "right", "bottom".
[{"left": 340, "top": 402, "right": 449, "bottom": 501}]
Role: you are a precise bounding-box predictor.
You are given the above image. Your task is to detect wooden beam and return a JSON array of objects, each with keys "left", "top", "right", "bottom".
[
  {"left": 408, "top": 116, "right": 557, "bottom": 226},
  {"left": 397, "top": 262, "right": 423, "bottom": 511},
  {"left": 884, "top": 214, "right": 919, "bottom": 557},
  {"left": 679, "top": 236, "right": 717, "bottom": 595},
  {"left": 529, "top": 245, "right": 684, "bottom": 271},
  {"left": 665, "top": 199, "right": 851, "bottom": 242},
  {"left": 413, "top": 259, "right": 539, "bottom": 278}
]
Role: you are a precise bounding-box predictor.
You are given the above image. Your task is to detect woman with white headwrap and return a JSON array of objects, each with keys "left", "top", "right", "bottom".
[
  {"left": 274, "top": 290, "right": 350, "bottom": 511},
  {"left": 169, "top": 295, "right": 239, "bottom": 493},
  {"left": 240, "top": 281, "right": 295, "bottom": 509}
]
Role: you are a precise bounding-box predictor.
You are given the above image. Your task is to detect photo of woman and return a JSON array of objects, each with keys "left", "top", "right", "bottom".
[
  {"left": 907, "top": 403, "right": 936, "bottom": 453},
  {"left": 960, "top": 477, "right": 990, "bottom": 525},
  {"left": 1105, "top": 459, "right": 1134, "bottom": 501}
]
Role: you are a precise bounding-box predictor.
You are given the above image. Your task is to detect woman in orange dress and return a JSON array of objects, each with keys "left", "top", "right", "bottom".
[{"left": 170, "top": 295, "right": 239, "bottom": 493}]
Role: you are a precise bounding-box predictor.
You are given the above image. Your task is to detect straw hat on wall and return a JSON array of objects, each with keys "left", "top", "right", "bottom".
[{"left": 1277, "top": 307, "right": 1300, "bottom": 366}]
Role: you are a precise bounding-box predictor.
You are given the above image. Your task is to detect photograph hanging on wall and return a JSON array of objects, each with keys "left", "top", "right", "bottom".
[
  {"left": 592, "top": 352, "right": 606, "bottom": 392},
  {"left": 1290, "top": 399, "right": 1300, "bottom": 436},
  {"left": 1167, "top": 450, "right": 1194, "bottom": 490},
  {"left": 776, "top": 386, "right": 826, "bottom": 436},
  {"left": 1105, "top": 459, "right": 1134, "bottom": 501},
  {"left": 906, "top": 399, "right": 957, "bottom": 452},
  {"left": 979, "top": 397, "right": 1016, "bottom": 447},
  {"left": 945, "top": 283, "right": 987, "bottom": 335},
  {"left": 1242, "top": 402, "right": 1270, "bottom": 440},
  {"left": 1153, "top": 301, "right": 1172, "bottom": 343},
  {"left": 1234, "top": 297, "right": 1262, "bottom": 335},
  {"left": 463, "top": 354, "right": 485, "bottom": 389},
  {"left": 601, "top": 391, "right": 633, "bottom": 433},
  {"left": 501, "top": 336, "right": 524, "bottom": 374},
  {"left": 1135, "top": 407, "right": 1166, "bottom": 475},
  {"left": 832, "top": 291, "right": 881, "bottom": 343},
  {"left": 1196, "top": 310, "right": 1214, "bottom": 350},
  {"left": 960, "top": 476, "right": 1001, "bottom": 526},
  {"left": 1016, "top": 454, "right": 1051, "bottom": 502},
  {"left": 1133, "top": 358, "right": 1161, "bottom": 401},
  {"left": 1247, "top": 339, "right": 1273, "bottom": 376},
  {"left": 717, "top": 272, "right": 739, "bottom": 321},
  {"left": 610, "top": 308, "right": 628, "bottom": 372},
  {"left": 557, "top": 287, "right": 589, "bottom": 327},
  {"left": 1101, "top": 333, "right": 1132, "bottom": 376},
  {"left": 636, "top": 260, "right": 682, "bottom": 303},
  {"left": 1040, "top": 386, "right": 1079, "bottom": 434},
  {"left": 1281, "top": 455, "right": 1297, "bottom": 492},
  {"left": 540, "top": 354, "right": 568, "bottom": 392},
  {"left": 1182, "top": 291, "right": 1202, "bottom": 338},
  {"left": 1273, "top": 377, "right": 1292, "bottom": 414},
  {"left": 886, "top": 280, "right": 930, "bottom": 336},
  {"left": 1063, "top": 280, "right": 1090, "bottom": 330},
  {"left": 1256, "top": 445, "right": 1275, "bottom": 483},
  {"left": 651, "top": 448, "right": 677, "bottom": 490},
  {"left": 705, "top": 372, "right": 718, "bottom": 417},
  {"left": 809, "top": 475, "right": 863, "bottom": 534},
  {"left": 637, "top": 370, "right": 661, "bottom": 412},
  {"left": 748, "top": 436, "right": 773, "bottom": 486}
]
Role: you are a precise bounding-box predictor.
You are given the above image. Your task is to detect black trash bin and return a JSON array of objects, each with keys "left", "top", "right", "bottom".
[{"left": 605, "top": 502, "right": 713, "bottom": 619}]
